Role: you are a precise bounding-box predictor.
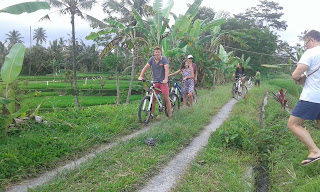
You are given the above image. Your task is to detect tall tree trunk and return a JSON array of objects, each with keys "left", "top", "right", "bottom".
[
  {"left": 126, "top": 43, "right": 137, "bottom": 104},
  {"left": 71, "top": 13, "right": 79, "bottom": 107},
  {"left": 116, "top": 70, "right": 120, "bottom": 106},
  {"left": 213, "top": 68, "right": 216, "bottom": 87}
]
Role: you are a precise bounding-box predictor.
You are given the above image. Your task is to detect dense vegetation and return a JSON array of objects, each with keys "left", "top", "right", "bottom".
[{"left": 1, "top": 0, "right": 318, "bottom": 191}]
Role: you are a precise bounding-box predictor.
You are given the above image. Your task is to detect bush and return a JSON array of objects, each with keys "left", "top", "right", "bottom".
[{"left": 212, "top": 116, "right": 260, "bottom": 153}]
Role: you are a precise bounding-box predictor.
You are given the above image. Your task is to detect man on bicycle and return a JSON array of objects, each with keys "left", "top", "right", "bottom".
[
  {"left": 138, "top": 46, "right": 172, "bottom": 118},
  {"left": 233, "top": 62, "right": 246, "bottom": 84}
]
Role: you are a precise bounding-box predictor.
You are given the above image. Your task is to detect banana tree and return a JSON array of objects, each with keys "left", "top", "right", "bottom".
[
  {"left": 0, "top": 1, "right": 50, "bottom": 137},
  {"left": 0, "top": 43, "right": 28, "bottom": 137},
  {"left": 86, "top": 19, "right": 148, "bottom": 104},
  {"left": 174, "top": 15, "right": 226, "bottom": 85}
]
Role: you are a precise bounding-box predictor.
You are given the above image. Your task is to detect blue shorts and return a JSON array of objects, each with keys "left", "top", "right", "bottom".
[{"left": 291, "top": 100, "right": 320, "bottom": 121}]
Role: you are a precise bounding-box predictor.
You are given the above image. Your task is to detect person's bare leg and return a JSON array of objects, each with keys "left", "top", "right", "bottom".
[
  {"left": 183, "top": 94, "right": 187, "bottom": 108},
  {"left": 317, "top": 119, "right": 320, "bottom": 129},
  {"left": 288, "top": 115, "right": 320, "bottom": 163},
  {"left": 163, "top": 94, "right": 172, "bottom": 117},
  {"left": 188, "top": 92, "right": 193, "bottom": 107}
]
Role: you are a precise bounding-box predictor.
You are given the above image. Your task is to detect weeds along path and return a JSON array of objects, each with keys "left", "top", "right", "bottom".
[
  {"left": 6, "top": 123, "right": 158, "bottom": 192},
  {"left": 139, "top": 98, "right": 237, "bottom": 192}
]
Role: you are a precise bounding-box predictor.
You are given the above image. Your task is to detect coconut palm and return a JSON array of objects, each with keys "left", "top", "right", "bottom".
[
  {"left": 40, "top": 0, "right": 106, "bottom": 107},
  {"left": 5, "top": 30, "right": 24, "bottom": 48},
  {"left": 33, "top": 27, "right": 48, "bottom": 46},
  {"left": 102, "top": 0, "right": 152, "bottom": 25}
]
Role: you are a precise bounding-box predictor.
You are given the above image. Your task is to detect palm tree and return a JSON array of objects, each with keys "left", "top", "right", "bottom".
[
  {"left": 102, "top": 0, "right": 152, "bottom": 25},
  {"left": 33, "top": 27, "right": 47, "bottom": 46},
  {"left": 5, "top": 30, "right": 24, "bottom": 48},
  {"left": 40, "top": 0, "right": 106, "bottom": 107},
  {"left": 0, "top": 41, "right": 8, "bottom": 65}
]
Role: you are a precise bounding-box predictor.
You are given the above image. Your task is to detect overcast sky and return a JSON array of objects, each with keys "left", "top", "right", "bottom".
[{"left": 1, "top": 0, "right": 319, "bottom": 48}]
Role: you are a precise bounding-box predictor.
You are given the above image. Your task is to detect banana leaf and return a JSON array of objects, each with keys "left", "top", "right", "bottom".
[
  {"left": 184, "top": 0, "right": 203, "bottom": 20},
  {"left": 261, "top": 64, "right": 282, "bottom": 69},
  {"left": 105, "top": 19, "right": 125, "bottom": 29},
  {"left": 99, "top": 37, "right": 122, "bottom": 59},
  {"left": 0, "top": 97, "right": 14, "bottom": 105},
  {"left": 0, "top": 2, "right": 50, "bottom": 14},
  {"left": 1, "top": 43, "right": 25, "bottom": 84},
  {"left": 162, "top": 0, "right": 174, "bottom": 18},
  {"left": 9, "top": 106, "right": 28, "bottom": 119}
]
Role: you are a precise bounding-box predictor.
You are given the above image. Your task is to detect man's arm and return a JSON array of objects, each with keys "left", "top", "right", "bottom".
[
  {"left": 292, "top": 63, "right": 309, "bottom": 81},
  {"left": 138, "top": 63, "right": 150, "bottom": 80},
  {"left": 194, "top": 64, "right": 197, "bottom": 83},
  {"left": 163, "top": 64, "right": 169, "bottom": 83}
]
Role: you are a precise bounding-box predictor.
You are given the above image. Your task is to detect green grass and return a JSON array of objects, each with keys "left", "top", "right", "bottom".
[
  {"left": 264, "top": 93, "right": 320, "bottom": 191},
  {"left": 0, "top": 80, "right": 141, "bottom": 90},
  {"left": 0, "top": 102, "right": 142, "bottom": 190},
  {"left": 173, "top": 85, "right": 269, "bottom": 191},
  {"left": 31, "top": 85, "right": 233, "bottom": 191},
  {"left": 22, "top": 95, "right": 141, "bottom": 109}
]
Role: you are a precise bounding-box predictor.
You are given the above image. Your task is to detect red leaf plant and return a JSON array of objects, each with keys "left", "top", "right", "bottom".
[{"left": 270, "top": 88, "right": 290, "bottom": 109}]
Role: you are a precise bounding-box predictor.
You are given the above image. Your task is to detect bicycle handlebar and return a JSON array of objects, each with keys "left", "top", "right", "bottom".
[{"left": 139, "top": 79, "right": 172, "bottom": 84}]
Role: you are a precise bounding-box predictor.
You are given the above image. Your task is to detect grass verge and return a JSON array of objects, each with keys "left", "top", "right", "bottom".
[
  {"left": 1, "top": 101, "right": 141, "bottom": 190},
  {"left": 264, "top": 82, "right": 320, "bottom": 191},
  {"left": 172, "top": 85, "right": 268, "bottom": 191}
]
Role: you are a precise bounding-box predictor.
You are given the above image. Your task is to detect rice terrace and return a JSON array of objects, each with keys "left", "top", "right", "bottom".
[{"left": 1, "top": 0, "right": 320, "bottom": 192}]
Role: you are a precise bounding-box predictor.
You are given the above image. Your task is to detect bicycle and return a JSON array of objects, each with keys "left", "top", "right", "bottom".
[
  {"left": 232, "top": 75, "right": 248, "bottom": 100},
  {"left": 138, "top": 79, "right": 180, "bottom": 124},
  {"left": 169, "top": 79, "right": 198, "bottom": 106},
  {"left": 246, "top": 76, "right": 253, "bottom": 88}
]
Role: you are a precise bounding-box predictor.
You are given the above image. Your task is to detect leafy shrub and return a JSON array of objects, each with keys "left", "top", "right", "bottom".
[{"left": 212, "top": 116, "right": 261, "bottom": 153}]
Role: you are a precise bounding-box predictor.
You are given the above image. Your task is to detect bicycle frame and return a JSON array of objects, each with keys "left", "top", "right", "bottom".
[
  {"left": 142, "top": 81, "right": 166, "bottom": 112},
  {"left": 171, "top": 81, "right": 183, "bottom": 97}
]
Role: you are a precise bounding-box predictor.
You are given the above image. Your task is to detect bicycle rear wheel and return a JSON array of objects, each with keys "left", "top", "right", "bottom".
[
  {"left": 138, "top": 95, "right": 152, "bottom": 124},
  {"left": 164, "top": 93, "right": 180, "bottom": 117}
]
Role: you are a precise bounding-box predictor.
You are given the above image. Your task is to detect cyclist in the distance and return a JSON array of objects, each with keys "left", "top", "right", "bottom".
[
  {"left": 233, "top": 62, "right": 246, "bottom": 84},
  {"left": 138, "top": 46, "right": 172, "bottom": 119}
]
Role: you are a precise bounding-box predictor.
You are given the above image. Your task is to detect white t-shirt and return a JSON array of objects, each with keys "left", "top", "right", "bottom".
[{"left": 298, "top": 46, "right": 320, "bottom": 103}]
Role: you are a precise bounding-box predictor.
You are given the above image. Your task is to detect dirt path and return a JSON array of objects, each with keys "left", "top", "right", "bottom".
[
  {"left": 6, "top": 123, "right": 158, "bottom": 192},
  {"left": 139, "top": 98, "right": 237, "bottom": 192}
]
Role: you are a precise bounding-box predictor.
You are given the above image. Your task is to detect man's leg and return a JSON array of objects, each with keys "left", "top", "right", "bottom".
[
  {"left": 288, "top": 115, "right": 320, "bottom": 162},
  {"left": 163, "top": 94, "right": 172, "bottom": 117}
]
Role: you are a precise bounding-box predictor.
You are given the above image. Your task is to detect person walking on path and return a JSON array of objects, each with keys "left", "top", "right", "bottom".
[
  {"left": 254, "top": 70, "right": 261, "bottom": 86},
  {"left": 287, "top": 30, "right": 320, "bottom": 166},
  {"left": 169, "top": 59, "right": 194, "bottom": 107},
  {"left": 138, "top": 46, "right": 172, "bottom": 118}
]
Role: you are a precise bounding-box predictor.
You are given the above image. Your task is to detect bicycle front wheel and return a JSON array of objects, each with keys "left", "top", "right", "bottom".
[
  {"left": 164, "top": 93, "right": 180, "bottom": 117},
  {"left": 138, "top": 95, "right": 152, "bottom": 124},
  {"left": 232, "top": 83, "right": 239, "bottom": 100},
  {"left": 242, "top": 85, "right": 248, "bottom": 95},
  {"left": 193, "top": 88, "right": 198, "bottom": 104}
]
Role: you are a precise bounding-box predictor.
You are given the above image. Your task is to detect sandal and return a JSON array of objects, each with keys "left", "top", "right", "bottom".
[{"left": 301, "top": 156, "right": 320, "bottom": 166}]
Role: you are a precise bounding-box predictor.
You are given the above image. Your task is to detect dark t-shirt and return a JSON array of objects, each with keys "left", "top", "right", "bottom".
[
  {"left": 235, "top": 67, "right": 245, "bottom": 77},
  {"left": 147, "top": 56, "right": 168, "bottom": 82}
]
